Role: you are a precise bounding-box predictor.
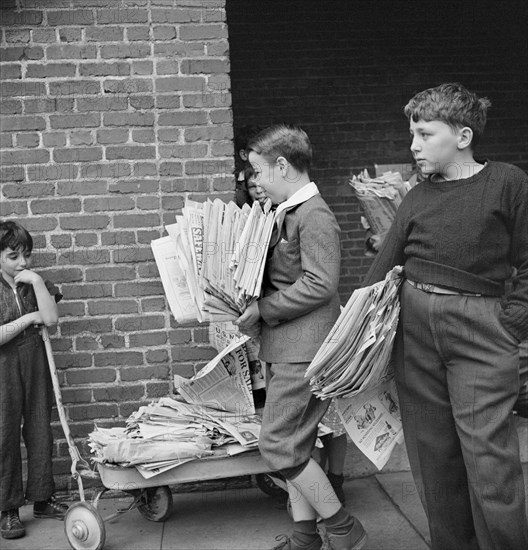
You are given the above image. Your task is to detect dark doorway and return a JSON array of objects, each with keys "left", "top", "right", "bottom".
[{"left": 226, "top": 0, "right": 528, "bottom": 299}]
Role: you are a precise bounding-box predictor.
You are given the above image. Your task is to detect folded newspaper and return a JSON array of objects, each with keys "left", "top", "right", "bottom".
[
  {"left": 350, "top": 169, "right": 410, "bottom": 241},
  {"left": 209, "top": 320, "right": 266, "bottom": 392},
  {"left": 174, "top": 336, "right": 255, "bottom": 416},
  {"left": 306, "top": 266, "right": 405, "bottom": 469},
  {"left": 151, "top": 197, "right": 274, "bottom": 324}
]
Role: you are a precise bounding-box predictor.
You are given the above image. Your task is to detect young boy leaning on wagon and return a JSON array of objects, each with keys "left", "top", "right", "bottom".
[{"left": 0, "top": 220, "right": 68, "bottom": 540}]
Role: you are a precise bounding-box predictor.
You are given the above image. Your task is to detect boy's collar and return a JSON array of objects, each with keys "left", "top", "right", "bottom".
[
  {"left": 274, "top": 182, "right": 319, "bottom": 218},
  {"left": 429, "top": 160, "right": 488, "bottom": 183},
  {"left": 0, "top": 272, "right": 12, "bottom": 289},
  {"left": 0, "top": 271, "right": 27, "bottom": 291},
  {"left": 428, "top": 159, "right": 489, "bottom": 183}
]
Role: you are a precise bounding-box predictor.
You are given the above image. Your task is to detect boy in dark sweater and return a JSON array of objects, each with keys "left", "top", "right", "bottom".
[{"left": 364, "top": 83, "right": 528, "bottom": 550}]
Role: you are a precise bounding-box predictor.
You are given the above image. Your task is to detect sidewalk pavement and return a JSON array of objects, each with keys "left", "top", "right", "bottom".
[{"left": 5, "top": 465, "right": 528, "bottom": 550}]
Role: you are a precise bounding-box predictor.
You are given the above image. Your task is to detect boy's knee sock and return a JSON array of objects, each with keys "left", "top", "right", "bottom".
[
  {"left": 288, "top": 458, "right": 342, "bottom": 519},
  {"left": 324, "top": 506, "right": 354, "bottom": 535},
  {"left": 292, "top": 519, "right": 319, "bottom": 546}
]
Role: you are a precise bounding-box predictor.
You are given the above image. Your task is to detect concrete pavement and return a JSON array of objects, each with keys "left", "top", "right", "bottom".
[
  {"left": 2, "top": 471, "right": 432, "bottom": 550},
  {"left": 5, "top": 465, "right": 528, "bottom": 550}
]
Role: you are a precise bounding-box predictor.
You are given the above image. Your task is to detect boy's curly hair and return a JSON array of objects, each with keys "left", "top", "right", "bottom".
[
  {"left": 404, "top": 83, "right": 491, "bottom": 147},
  {"left": 0, "top": 220, "right": 33, "bottom": 253}
]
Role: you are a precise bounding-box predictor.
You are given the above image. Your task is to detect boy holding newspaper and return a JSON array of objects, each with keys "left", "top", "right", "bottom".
[
  {"left": 364, "top": 83, "right": 528, "bottom": 550},
  {"left": 236, "top": 125, "right": 366, "bottom": 550}
]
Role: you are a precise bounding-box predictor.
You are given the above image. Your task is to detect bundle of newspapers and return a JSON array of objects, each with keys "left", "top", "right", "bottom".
[
  {"left": 305, "top": 266, "right": 405, "bottom": 470},
  {"left": 88, "top": 333, "right": 262, "bottom": 478},
  {"left": 151, "top": 198, "right": 274, "bottom": 324},
  {"left": 350, "top": 169, "right": 410, "bottom": 240},
  {"left": 306, "top": 266, "right": 404, "bottom": 400}
]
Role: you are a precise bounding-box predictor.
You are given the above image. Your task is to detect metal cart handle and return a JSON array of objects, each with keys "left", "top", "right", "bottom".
[{"left": 41, "top": 326, "right": 98, "bottom": 501}]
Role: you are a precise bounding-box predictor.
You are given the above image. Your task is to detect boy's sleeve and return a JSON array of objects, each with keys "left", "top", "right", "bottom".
[
  {"left": 45, "top": 280, "right": 63, "bottom": 303},
  {"left": 362, "top": 204, "right": 407, "bottom": 287},
  {"left": 258, "top": 203, "right": 341, "bottom": 327},
  {"left": 499, "top": 170, "right": 528, "bottom": 342}
]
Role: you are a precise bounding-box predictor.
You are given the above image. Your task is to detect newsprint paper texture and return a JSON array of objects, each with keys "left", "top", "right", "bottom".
[{"left": 336, "top": 377, "right": 403, "bottom": 470}]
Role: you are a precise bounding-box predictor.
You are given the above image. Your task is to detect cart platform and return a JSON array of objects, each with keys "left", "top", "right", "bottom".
[{"left": 96, "top": 449, "right": 271, "bottom": 490}]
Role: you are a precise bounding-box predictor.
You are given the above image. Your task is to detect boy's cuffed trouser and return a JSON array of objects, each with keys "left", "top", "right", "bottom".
[
  {"left": 0, "top": 333, "right": 55, "bottom": 510},
  {"left": 395, "top": 281, "right": 528, "bottom": 550},
  {"left": 259, "top": 362, "right": 329, "bottom": 475}
]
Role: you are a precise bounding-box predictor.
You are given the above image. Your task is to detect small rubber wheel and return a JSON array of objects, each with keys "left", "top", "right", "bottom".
[
  {"left": 137, "top": 486, "right": 173, "bottom": 522},
  {"left": 64, "top": 502, "right": 106, "bottom": 550},
  {"left": 255, "top": 473, "right": 287, "bottom": 498}
]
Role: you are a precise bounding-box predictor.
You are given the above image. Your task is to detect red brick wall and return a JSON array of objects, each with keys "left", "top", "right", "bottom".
[
  {"left": 0, "top": 0, "right": 232, "bottom": 484},
  {"left": 226, "top": 0, "right": 528, "bottom": 300}
]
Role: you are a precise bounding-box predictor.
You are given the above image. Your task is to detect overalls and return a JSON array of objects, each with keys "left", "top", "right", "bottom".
[{"left": 0, "top": 275, "right": 56, "bottom": 510}]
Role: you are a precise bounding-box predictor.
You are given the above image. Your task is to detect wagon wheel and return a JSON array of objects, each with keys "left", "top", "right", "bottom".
[
  {"left": 255, "top": 473, "right": 287, "bottom": 498},
  {"left": 64, "top": 502, "right": 106, "bottom": 550},
  {"left": 137, "top": 486, "right": 173, "bottom": 522}
]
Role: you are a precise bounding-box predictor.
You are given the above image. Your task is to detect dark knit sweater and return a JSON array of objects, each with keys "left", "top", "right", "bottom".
[{"left": 363, "top": 161, "right": 528, "bottom": 342}]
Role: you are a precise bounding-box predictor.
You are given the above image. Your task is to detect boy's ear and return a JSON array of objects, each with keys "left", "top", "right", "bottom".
[
  {"left": 457, "top": 127, "right": 473, "bottom": 150},
  {"left": 276, "top": 156, "right": 288, "bottom": 172}
]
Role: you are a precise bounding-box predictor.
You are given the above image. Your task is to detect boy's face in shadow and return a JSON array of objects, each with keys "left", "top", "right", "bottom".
[
  {"left": 409, "top": 119, "right": 463, "bottom": 178},
  {"left": 247, "top": 175, "right": 267, "bottom": 206},
  {"left": 0, "top": 247, "right": 32, "bottom": 282},
  {"left": 248, "top": 151, "right": 288, "bottom": 205}
]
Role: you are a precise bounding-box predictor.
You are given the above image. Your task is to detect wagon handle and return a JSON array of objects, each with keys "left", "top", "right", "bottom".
[{"left": 41, "top": 326, "right": 98, "bottom": 501}]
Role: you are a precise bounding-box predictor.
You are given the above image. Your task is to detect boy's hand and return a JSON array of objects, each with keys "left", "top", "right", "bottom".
[
  {"left": 239, "top": 323, "right": 261, "bottom": 338},
  {"left": 14, "top": 269, "right": 41, "bottom": 286},
  {"left": 30, "top": 311, "right": 44, "bottom": 326},
  {"left": 370, "top": 234, "right": 382, "bottom": 251},
  {"left": 235, "top": 301, "right": 261, "bottom": 336},
  {"left": 367, "top": 234, "right": 382, "bottom": 252}
]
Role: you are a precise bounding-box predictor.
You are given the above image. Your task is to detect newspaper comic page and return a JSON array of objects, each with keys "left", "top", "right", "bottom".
[{"left": 336, "top": 378, "right": 403, "bottom": 469}]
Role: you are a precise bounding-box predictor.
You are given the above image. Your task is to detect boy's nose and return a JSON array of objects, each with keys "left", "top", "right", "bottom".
[{"left": 410, "top": 137, "right": 420, "bottom": 152}]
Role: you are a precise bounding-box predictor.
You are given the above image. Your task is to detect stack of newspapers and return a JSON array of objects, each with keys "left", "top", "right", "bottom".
[
  {"left": 151, "top": 198, "right": 274, "bottom": 324},
  {"left": 306, "top": 266, "right": 404, "bottom": 400},
  {"left": 88, "top": 398, "right": 262, "bottom": 478},
  {"left": 88, "top": 335, "right": 262, "bottom": 478},
  {"left": 350, "top": 169, "right": 410, "bottom": 239}
]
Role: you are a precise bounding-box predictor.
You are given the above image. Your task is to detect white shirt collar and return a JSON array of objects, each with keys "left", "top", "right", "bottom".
[{"left": 274, "top": 182, "right": 320, "bottom": 218}]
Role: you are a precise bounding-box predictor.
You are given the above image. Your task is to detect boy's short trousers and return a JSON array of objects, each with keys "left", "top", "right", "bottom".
[{"left": 258, "top": 362, "right": 329, "bottom": 475}]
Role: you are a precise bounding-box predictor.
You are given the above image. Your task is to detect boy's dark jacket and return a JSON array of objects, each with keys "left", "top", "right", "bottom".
[{"left": 258, "top": 194, "right": 341, "bottom": 363}]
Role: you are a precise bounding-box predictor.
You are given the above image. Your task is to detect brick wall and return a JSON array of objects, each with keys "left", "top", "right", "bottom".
[
  {"left": 227, "top": 0, "right": 528, "bottom": 301},
  {"left": 0, "top": 0, "right": 232, "bottom": 486}
]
